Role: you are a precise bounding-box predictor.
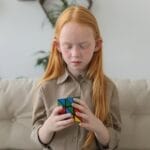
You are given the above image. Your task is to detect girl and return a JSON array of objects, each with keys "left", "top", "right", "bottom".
[{"left": 31, "top": 5, "right": 121, "bottom": 150}]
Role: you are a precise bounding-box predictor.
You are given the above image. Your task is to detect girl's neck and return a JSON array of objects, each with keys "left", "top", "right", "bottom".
[{"left": 66, "top": 67, "right": 86, "bottom": 79}]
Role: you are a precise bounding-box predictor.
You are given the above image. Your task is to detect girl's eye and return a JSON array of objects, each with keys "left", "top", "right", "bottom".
[
  {"left": 62, "top": 44, "right": 72, "bottom": 50},
  {"left": 80, "top": 43, "right": 89, "bottom": 49}
]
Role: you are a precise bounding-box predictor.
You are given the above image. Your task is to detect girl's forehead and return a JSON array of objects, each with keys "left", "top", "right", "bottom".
[{"left": 59, "top": 22, "right": 95, "bottom": 40}]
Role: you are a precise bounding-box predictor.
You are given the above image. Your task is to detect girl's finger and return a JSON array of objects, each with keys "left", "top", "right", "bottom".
[
  {"left": 73, "top": 99, "right": 88, "bottom": 108},
  {"left": 51, "top": 106, "right": 63, "bottom": 116},
  {"left": 75, "top": 111, "right": 88, "bottom": 121},
  {"left": 56, "top": 113, "right": 72, "bottom": 121},
  {"left": 57, "top": 118, "right": 74, "bottom": 127},
  {"left": 72, "top": 102, "right": 86, "bottom": 112},
  {"left": 56, "top": 121, "right": 74, "bottom": 131}
]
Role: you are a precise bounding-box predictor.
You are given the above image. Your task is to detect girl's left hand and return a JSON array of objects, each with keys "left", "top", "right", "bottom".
[{"left": 72, "top": 99, "right": 101, "bottom": 132}]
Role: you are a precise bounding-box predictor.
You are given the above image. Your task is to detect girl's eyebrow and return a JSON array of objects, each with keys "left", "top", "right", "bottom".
[
  {"left": 79, "top": 41, "right": 89, "bottom": 44},
  {"left": 62, "top": 41, "right": 89, "bottom": 45},
  {"left": 62, "top": 42, "right": 71, "bottom": 45}
]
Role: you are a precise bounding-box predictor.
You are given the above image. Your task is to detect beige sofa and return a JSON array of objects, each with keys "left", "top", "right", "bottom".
[{"left": 0, "top": 79, "right": 150, "bottom": 150}]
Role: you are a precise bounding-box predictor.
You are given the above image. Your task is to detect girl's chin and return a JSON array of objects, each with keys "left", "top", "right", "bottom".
[{"left": 68, "top": 67, "right": 85, "bottom": 75}]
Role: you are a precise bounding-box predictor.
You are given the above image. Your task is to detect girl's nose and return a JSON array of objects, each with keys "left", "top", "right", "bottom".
[{"left": 71, "top": 46, "right": 81, "bottom": 57}]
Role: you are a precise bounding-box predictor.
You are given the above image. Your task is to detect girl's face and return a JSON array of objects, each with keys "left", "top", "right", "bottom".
[{"left": 57, "top": 22, "right": 100, "bottom": 76}]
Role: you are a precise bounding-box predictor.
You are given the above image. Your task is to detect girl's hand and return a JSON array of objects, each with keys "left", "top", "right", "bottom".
[
  {"left": 72, "top": 99, "right": 110, "bottom": 145},
  {"left": 44, "top": 106, "right": 74, "bottom": 133},
  {"left": 72, "top": 99, "right": 101, "bottom": 132}
]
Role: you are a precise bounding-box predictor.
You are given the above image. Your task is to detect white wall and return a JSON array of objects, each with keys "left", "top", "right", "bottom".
[
  {"left": 92, "top": 0, "right": 150, "bottom": 79},
  {"left": 0, "top": 0, "right": 53, "bottom": 79},
  {"left": 0, "top": 0, "right": 150, "bottom": 79}
]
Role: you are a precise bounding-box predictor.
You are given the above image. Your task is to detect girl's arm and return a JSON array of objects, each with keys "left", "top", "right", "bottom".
[
  {"left": 31, "top": 86, "right": 74, "bottom": 147},
  {"left": 38, "top": 106, "right": 74, "bottom": 144},
  {"left": 72, "top": 83, "right": 121, "bottom": 149},
  {"left": 72, "top": 99, "right": 110, "bottom": 145}
]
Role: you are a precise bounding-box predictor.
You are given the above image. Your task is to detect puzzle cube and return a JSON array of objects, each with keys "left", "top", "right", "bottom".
[{"left": 57, "top": 97, "right": 81, "bottom": 123}]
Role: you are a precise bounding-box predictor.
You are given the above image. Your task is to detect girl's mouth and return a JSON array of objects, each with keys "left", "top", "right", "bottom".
[{"left": 71, "top": 61, "right": 81, "bottom": 64}]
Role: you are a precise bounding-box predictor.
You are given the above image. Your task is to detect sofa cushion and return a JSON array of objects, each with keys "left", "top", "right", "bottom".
[
  {"left": 0, "top": 79, "right": 41, "bottom": 149},
  {"left": 115, "top": 80, "right": 150, "bottom": 150}
]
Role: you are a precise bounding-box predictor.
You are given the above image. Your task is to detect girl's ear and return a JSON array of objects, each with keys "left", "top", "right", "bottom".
[
  {"left": 53, "top": 38, "right": 61, "bottom": 52},
  {"left": 95, "top": 38, "right": 102, "bottom": 52}
]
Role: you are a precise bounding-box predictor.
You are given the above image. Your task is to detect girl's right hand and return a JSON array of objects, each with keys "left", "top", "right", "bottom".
[{"left": 44, "top": 106, "right": 74, "bottom": 133}]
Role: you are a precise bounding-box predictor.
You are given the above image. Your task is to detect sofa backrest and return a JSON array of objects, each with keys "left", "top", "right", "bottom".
[
  {"left": 0, "top": 79, "right": 41, "bottom": 149},
  {"left": 0, "top": 79, "right": 150, "bottom": 150}
]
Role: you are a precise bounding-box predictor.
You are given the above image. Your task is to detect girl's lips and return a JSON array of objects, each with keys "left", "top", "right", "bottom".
[{"left": 71, "top": 61, "right": 81, "bottom": 64}]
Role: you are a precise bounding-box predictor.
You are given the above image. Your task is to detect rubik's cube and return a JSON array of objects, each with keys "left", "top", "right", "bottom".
[{"left": 57, "top": 97, "right": 81, "bottom": 123}]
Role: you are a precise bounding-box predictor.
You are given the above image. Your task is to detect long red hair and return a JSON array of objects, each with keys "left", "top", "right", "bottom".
[{"left": 41, "top": 5, "right": 108, "bottom": 148}]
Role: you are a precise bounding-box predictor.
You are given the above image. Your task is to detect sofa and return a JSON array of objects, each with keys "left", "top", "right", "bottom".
[{"left": 0, "top": 78, "right": 150, "bottom": 150}]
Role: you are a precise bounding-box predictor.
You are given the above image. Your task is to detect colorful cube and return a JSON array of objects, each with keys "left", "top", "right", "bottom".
[{"left": 57, "top": 97, "right": 81, "bottom": 123}]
